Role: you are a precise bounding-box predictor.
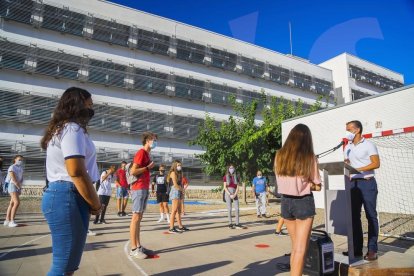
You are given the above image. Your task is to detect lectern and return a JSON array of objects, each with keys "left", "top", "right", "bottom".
[{"left": 319, "top": 161, "right": 362, "bottom": 266}]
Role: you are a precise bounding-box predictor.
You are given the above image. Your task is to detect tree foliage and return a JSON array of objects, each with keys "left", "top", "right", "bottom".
[{"left": 190, "top": 91, "right": 328, "bottom": 184}]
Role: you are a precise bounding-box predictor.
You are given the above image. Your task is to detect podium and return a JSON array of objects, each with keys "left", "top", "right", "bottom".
[{"left": 319, "top": 161, "right": 362, "bottom": 266}]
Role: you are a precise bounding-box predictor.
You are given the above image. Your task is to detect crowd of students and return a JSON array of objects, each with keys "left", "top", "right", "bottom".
[{"left": 1, "top": 87, "right": 381, "bottom": 275}]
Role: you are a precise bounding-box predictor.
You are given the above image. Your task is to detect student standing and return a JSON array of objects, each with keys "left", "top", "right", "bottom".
[
  {"left": 94, "top": 165, "right": 116, "bottom": 224},
  {"left": 40, "top": 87, "right": 102, "bottom": 275},
  {"left": 152, "top": 164, "right": 170, "bottom": 223},
  {"left": 252, "top": 170, "right": 268, "bottom": 218},
  {"left": 223, "top": 164, "right": 243, "bottom": 229},
  {"left": 274, "top": 124, "right": 321, "bottom": 276},
  {"left": 3, "top": 155, "right": 24, "bottom": 227},
  {"left": 115, "top": 161, "right": 129, "bottom": 217}
]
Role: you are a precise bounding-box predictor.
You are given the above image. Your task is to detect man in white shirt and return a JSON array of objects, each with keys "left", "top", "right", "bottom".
[{"left": 343, "top": 120, "right": 380, "bottom": 261}]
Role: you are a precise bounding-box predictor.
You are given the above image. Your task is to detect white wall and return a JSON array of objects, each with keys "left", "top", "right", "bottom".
[{"left": 281, "top": 85, "right": 414, "bottom": 214}]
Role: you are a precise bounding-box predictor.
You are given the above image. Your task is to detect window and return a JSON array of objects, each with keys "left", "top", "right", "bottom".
[
  {"left": 0, "top": 41, "right": 28, "bottom": 70},
  {"left": 240, "top": 57, "right": 265, "bottom": 78},
  {"left": 210, "top": 48, "right": 237, "bottom": 71},
  {"left": 137, "top": 29, "right": 170, "bottom": 56},
  {"left": 176, "top": 39, "right": 205, "bottom": 64},
  {"left": 0, "top": 0, "right": 33, "bottom": 24},
  {"left": 268, "top": 64, "right": 290, "bottom": 84}
]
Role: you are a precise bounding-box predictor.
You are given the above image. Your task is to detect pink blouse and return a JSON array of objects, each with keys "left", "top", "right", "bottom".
[{"left": 276, "top": 159, "right": 321, "bottom": 196}]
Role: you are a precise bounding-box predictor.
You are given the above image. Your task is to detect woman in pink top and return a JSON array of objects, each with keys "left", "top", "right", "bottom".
[{"left": 274, "top": 124, "right": 321, "bottom": 276}]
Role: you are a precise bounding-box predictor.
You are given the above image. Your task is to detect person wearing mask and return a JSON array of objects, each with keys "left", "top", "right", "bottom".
[
  {"left": 167, "top": 160, "right": 190, "bottom": 233},
  {"left": 128, "top": 132, "right": 157, "bottom": 259},
  {"left": 115, "top": 161, "right": 129, "bottom": 217},
  {"left": 94, "top": 165, "right": 116, "bottom": 224},
  {"left": 274, "top": 124, "right": 321, "bottom": 276},
  {"left": 343, "top": 120, "right": 380, "bottom": 261},
  {"left": 152, "top": 164, "right": 170, "bottom": 223},
  {"left": 3, "top": 155, "right": 24, "bottom": 227},
  {"left": 40, "top": 87, "right": 102, "bottom": 275},
  {"left": 252, "top": 170, "right": 269, "bottom": 218},
  {"left": 223, "top": 165, "right": 243, "bottom": 229}
]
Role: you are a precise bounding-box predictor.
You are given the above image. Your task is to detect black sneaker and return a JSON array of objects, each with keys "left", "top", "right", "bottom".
[
  {"left": 168, "top": 227, "right": 181, "bottom": 234},
  {"left": 257, "top": 214, "right": 262, "bottom": 218},
  {"left": 121, "top": 211, "right": 127, "bottom": 217},
  {"left": 100, "top": 220, "right": 107, "bottom": 224},
  {"left": 275, "top": 230, "right": 288, "bottom": 236},
  {"left": 178, "top": 226, "right": 190, "bottom": 232},
  {"left": 228, "top": 224, "right": 235, "bottom": 229},
  {"left": 342, "top": 251, "right": 363, "bottom": 258},
  {"left": 117, "top": 212, "right": 122, "bottom": 217},
  {"left": 234, "top": 224, "right": 244, "bottom": 229},
  {"left": 93, "top": 220, "right": 99, "bottom": 225}
]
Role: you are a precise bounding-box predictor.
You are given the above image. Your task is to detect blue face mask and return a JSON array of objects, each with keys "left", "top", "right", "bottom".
[{"left": 150, "top": 140, "right": 157, "bottom": 149}]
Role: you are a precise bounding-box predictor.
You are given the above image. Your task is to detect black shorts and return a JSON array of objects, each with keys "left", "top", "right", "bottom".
[
  {"left": 156, "top": 192, "right": 169, "bottom": 203},
  {"left": 281, "top": 194, "right": 315, "bottom": 220}
]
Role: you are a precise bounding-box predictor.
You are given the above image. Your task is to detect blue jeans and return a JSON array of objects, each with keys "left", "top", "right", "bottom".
[
  {"left": 350, "top": 178, "right": 379, "bottom": 253},
  {"left": 42, "top": 181, "right": 90, "bottom": 275}
]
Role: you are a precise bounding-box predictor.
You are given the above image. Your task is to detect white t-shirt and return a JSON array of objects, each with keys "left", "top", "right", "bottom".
[
  {"left": 5, "top": 164, "right": 24, "bottom": 185},
  {"left": 46, "top": 122, "right": 99, "bottom": 183},
  {"left": 97, "top": 171, "right": 116, "bottom": 196},
  {"left": 344, "top": 137, "right": 379, "bottom": 179}
]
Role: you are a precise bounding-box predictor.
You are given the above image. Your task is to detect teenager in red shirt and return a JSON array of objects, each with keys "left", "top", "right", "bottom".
[
  {"left": 129, "top": 132, "right": 156, "bottom": 259},
  {"left": 115, "top": 161, "right": 128, "bottom": 217}
]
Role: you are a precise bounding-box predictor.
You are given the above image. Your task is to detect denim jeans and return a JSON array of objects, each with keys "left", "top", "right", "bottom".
[{"left": 42, "top": 181, "right": 90, "bottom": 275}]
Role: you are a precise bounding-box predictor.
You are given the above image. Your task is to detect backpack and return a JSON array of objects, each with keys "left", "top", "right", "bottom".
[
  {"left": 95, "top": 170, "right": 106, "bottom": 191},
  {"left": 125, "top": 162, "right": 138, "bottom": 186}
]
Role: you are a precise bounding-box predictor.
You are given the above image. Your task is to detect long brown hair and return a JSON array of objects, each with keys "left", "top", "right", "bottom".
[
  {"left": 166, "top": 160, "right": 182, "bottom": 183},
  {"left": 274, "top": 124, "right": 316, "bottom": 180},
  {"left": 41, "top": 87, "right": 92, "bottom": 149}
]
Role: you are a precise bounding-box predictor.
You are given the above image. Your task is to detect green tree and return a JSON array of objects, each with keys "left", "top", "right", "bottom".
[{"left": 190, "top": 91, "right": 326, "bottom": 203}]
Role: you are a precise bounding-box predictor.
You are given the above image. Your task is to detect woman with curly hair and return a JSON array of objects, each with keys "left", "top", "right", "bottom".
[{"left": 41, "top": 87, "right": 102, "bottom": 275}]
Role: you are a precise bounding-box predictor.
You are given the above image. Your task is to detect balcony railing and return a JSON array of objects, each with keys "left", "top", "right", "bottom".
[
  {"left": 0, "top": 88, "right": 205, "bottom": 141},
  {"left": 0, "top": 0, "right": 334, "bottom": 95},
  {"left": 349, "top": 65, "right": 403, "bottom": 91}
]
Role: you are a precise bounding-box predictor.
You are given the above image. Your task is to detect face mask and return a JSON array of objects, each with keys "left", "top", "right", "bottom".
[
  {"left": 16, "top": 160, "right": 23, "bottom": 166},
  {"left": 345, "top": 131, "right": 356, "bottom": 141},
  {"left": 150, "top": 140, "right": 157, "bottom": 149},
  {"left": 159, "top": 170, "right": 165, "bottom": 174},
  {"left": 176, "top": 166, "right": 182, "bottom": 171},
  {"left": 258, "top": 175, "right": 262, "bottom": 179},
  {"left": 229, "top": 168, "right": 235, "bottom": 174}
]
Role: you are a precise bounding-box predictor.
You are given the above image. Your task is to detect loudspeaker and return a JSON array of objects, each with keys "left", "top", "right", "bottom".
[{"left": 304, "top": 230, "right": 335, "bottom": 275}]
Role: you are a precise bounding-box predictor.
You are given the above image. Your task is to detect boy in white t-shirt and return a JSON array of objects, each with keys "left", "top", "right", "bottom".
[{"left": 94, "top": 165, "right": 116, "bottom": 224}]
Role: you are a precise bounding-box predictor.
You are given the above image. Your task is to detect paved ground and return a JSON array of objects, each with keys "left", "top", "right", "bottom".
[{"left": 0, "top": 200, "right": 413, "bottom": 275}]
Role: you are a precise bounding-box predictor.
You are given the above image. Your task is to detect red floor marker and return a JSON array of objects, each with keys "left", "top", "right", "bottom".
[
  {"left": 163, "top": 231, "right": 171, "bottom": 234},
  {"left": 255, "top": 244, "right": 270, "bottom": 248},
  {"left": 147, "top": 254, "right": 160, "bottom": 259}
]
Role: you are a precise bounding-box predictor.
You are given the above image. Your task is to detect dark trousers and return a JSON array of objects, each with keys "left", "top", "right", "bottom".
[
  {"left": 94, "top": 195, "right": 111, "bottom": 223},
  {"left": 350, "top": 178, "right": 379, "bottom": 253}
]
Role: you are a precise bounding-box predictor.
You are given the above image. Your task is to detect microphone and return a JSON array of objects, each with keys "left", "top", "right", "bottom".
[
  {"left": 333, "top": 141, "right": 345, "bottom": 150},
  {"left": 316, "top": 141, "right": 345, "bottom": 159}
]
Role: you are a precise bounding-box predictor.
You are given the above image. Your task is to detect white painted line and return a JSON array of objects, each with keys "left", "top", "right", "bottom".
[
  {"left": 123, "top": 240, "right": 149, "bottom": 276},
  {"left": 0, "top": 234, "right": 49, "bottom": 259}
]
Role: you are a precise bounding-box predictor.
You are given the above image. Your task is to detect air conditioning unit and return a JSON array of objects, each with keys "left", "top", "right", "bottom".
[
  {"left": 30, "top": 14, "right": 43, "bottom": 28},
  {"left": 24, "top": 58, "right": 37, "bottom": 72},
  {"left": 202, "top": 92, "right": 212, "bottom": 103},
  {"left": 167, "top": 47, "right": 177, "bottom": 58},
  {"left": 124, "top": 77, "right": 134, "bottom": 89},
  {"left": 310, "top": 84, "right": 316, "bottom": 92},
  {"left": 262, "top": 71, "right": 270, "bottom": 80},
  {"left": 77, "top": 69, "right": 89, "bottom": 82},
  {"left": 165, "top": 85, "right": 175, "bottom": 96},
  {"left": 128, "top": 37, "right": 137, "bottom": 48},
  {"left": 235, "top": 64, "right": 243, "bottom": 73},
  {"left": 203, "top": 56, "right": 212, "bottom": 65},
  {"left": 236, "top": 98, "right": 243, "bottom": 104}
]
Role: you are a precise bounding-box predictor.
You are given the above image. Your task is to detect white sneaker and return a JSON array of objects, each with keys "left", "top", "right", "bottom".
[
  {"left": 87, "top": 230, "right": 96, "bottom": 236},
  {"left": 3, "top": 220, "right": 9, "bottom": 226},
  {"left": 157, "top": 216, "right": 164, "bottom": 223},
  {"left": 130, "top": 249, "right": 147, "bottom": 259},
  {"left": 8, "top": 221, "right": 18, "bottom": 227}
]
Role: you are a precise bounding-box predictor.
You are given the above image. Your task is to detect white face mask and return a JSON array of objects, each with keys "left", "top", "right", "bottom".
[
  {"left": 258, "top": 175, "right": 262, "bottom": 179},
  {"left": 16, "top": 160, "right": 23, "bottom": 166},
  {"left": 176, "top": 166, "right": 182, "bottom": 172},
  {"left": 345, "top": 131, "right": 356, "bottom": 141},
  {"left": 229, "top": 168, "right": 235, "bottom": 174}
]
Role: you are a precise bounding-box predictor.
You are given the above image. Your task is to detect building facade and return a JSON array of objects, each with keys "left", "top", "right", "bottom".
[
  {"left": 2, "top": 0, "right": 334, "bottom": 185},
  {"left": 319, "top": 53, "right": 404, "bottom": 104}
]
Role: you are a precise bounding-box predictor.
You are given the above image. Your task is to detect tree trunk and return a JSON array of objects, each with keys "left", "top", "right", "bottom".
[{"left": 242, "top": 181, "right": 247, "bottom": 204}]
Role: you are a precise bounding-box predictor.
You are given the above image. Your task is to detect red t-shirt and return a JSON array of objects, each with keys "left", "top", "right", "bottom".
[
  {"left": 116, "top": 168, "right": 128, "bottom": 188},
  {"left": 223, "top": 175, "right": 237, "bottom": 189},
  {"left": 132, "top": 148, "right": 151, "bottom": 190}
]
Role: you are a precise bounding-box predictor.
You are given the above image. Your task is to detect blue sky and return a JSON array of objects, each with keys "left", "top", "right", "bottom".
[{"left": 111, "top": 0, "right": 414, "bottom": 84}]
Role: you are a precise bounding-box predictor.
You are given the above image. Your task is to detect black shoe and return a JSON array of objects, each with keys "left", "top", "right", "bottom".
[
  {"left": 257, "top": 214, "right": 262, "bottom": 218},
  {"left": 117, "top": 212, "right": 122, "bottom": 217},
  {"left": 275, "top": 230, "right": 288, "bottom": 236},
  {"left": 262, "top": 214, "right": 269, "bottom": 218},
  {"left": 121, "top": 211, "right": 127, "bottom": 217},
  {"left": 93, "top": 220, "right": 99, "bottom": 225},
  {"left": 342, "top": 251, "right": 363, "bottom": 257},
  {"left": 178, "top": 226, "right": 190, "bottom": 232},
  {"left": 168, "top": 227, "right": 181, "bottom": 234},
  {"left": 234, "top": 224, "right": 244, "bottom": 229},
  {"left": 100, "top": 220, "right": 107, "bottom": 224},
  {"left": 228, "top": 224, "right": 235, "bottom": 229}
]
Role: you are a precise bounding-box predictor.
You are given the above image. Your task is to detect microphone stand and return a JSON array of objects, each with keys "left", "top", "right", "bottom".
[{"left": 316, "top": 143, "right": 344, "bottom": 159}]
